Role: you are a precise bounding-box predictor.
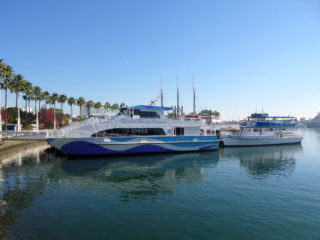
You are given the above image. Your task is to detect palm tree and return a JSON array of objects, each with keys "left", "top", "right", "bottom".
[
  {"left": 58, "top": 94, "right": 67, "bottom": 114},
  {"left": 120, "top": 103, "right": 127, "bottom": 108},
  {"left": 23, "top": 95, "right": 28, "bottom": 111},
  {"left": 104, "top": 102, "right": 111, "bottom": 112},
  {"left": 42, "top": 91, "right": 50, "bottom": 109},
  {"left": 24, "top": 83, "right": 33, "bottom": 128},
  {"left": 77, "top": 97, "right": 85, "bottom": 119},
  {"left": 33, "top": 86, "right": 42, "bottom": 131},
  {"left": 58, "top": 94, "right": 67, "bottom": 127},
  {"left": 2, "top": 64, "right": 14, "bottom": 131},
  {"left": 94, "top": 102, "right": 102, "bottom": 114},
  {"left": 111, "top": 103, "right": 119, "bottom": 112},
  {"left": 51, "top": 93, "right": 59, "bottom": 130},
  {"left": 24, "top": 81, "right": 33, "bottom": 113},
  {"left": 38, "top": 92, "right": 46, "bottom": 127},
  {"left": 0, "top": 59, "right": 5, "bottom": 132},
  {"left": 41, "top": 91, "right": 50, "bottom": 128},
  {"left": 10, "top": 74, "right": 26, "bottom": 131},
  {"left": 68, "top": 97, "right": 76, "bottom": 122},
  {"left": 86, "top": 100, "right": 94, "bottom": 116}
]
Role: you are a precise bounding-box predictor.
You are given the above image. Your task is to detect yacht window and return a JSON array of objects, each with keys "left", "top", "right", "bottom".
[
  {"left": 129, "top": 109, "right": 160, "bottom": 118},
  {"left": 134, "top": 109, "right": 141, "bottom": 115},
  {"left": 174, "top": 127, "right": 184, "bottom": 136},
  {"left": 91, "top": 128, "right": 165, "bottom": 137},
  {"left": 253, "top": 128, "right": 259, "bottom": 132},
  {"left": 269, "top": 128, "right": 273, "bottom": 131},
  {"left": 120, "top": 108, "right": 128, "bottom": 115},
  {"left": 140, "top": 111, "right": 159, "bottom": 118}
]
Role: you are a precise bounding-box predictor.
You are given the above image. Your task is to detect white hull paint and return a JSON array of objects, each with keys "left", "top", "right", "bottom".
[{"left": 222, "top": 135, "right": 303, "bottom": 147}]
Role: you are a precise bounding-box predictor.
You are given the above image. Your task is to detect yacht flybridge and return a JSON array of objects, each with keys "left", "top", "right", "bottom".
[
  {"left": 222, "top": 113, "right": 303, "bottom": 147},
  {"left": 47, "top": 105, "right": 220, "bottom": 155}
]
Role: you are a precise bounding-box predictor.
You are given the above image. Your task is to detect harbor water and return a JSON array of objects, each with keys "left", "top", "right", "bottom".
[{"left": 0, "top": 128, "right": 320, "bottom": 240}]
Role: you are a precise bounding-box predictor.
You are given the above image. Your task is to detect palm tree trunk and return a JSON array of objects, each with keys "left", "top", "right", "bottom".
[
  {"left": 16, "top": 91, "right": 21, "bottom": 131},
  {"left": 0, "top": 89, "right": 2, "bottom": 132},
  {"left": 80, "top": 105, "right": 82, "bottom": 118},
  {"left": 45, "top": 101, "right": 47, "bottom": 129},
  {"left": 61, "top": 103, "right": 64, "bottom": 127},
  {"left": 38, "top": 100, "right": 41, "bottom": 127},
  {"left": 26, "top": 99, "right": 29, "bottom": 128},
  {"left": 35, "top": 100, "right": 39, "bottom": 131},
  {"left": 4, "top": 80, "right": 8, "bottom": 131},
  {"left": 70, "top": 104, "right": 73, "bottom": 123},
  {"left": 53, "top": 103, "right": 56, "bottom": 130}
]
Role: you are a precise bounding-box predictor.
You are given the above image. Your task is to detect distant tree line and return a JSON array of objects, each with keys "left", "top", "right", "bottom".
[
  {"left": 0, "top": 59, "right": 127, "bottom": 130},
  {"left": 199, "top": 109, "right": 220, "bottom": 117}
]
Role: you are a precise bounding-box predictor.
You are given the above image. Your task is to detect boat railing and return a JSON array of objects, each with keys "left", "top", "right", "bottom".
[
  {"left": 224, "top": 131, "right": 301, "bottom": 138},
  {"left": 47, "top": 116, "right": 111, "bottom": 138}
]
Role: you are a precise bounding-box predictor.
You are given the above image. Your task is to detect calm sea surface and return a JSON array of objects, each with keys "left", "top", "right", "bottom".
[{"left": 1, "top": 128, "right": 320, "bottom": 240}]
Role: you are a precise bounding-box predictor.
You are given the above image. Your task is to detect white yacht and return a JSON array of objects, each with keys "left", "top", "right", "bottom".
[
  {"left": 47, "top": 105, "right": 220, "bottom": 155},
  {"left": 222, "top": 113, "right": 303, "bottom": 147}
]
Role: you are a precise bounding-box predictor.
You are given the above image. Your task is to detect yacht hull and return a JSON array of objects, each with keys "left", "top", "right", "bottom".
[
  {"left": 222, "top": 135, "right": 303, "bottom": 147},
  {"left": 47, "top": 136, "right": 219, "bottom": 155}
]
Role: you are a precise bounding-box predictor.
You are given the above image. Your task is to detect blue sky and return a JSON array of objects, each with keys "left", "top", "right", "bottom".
[{"left": 1, "top": 0, "right": 320, "bottom": 120}]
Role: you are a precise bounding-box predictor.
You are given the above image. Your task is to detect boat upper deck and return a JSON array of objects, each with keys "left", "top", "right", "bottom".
[{"left": 241, "top": 113, "right": 297, "bottom": 128}]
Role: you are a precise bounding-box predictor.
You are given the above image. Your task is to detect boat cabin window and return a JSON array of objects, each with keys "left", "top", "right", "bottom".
[
  {"left": 134, "top": 109, "right": 140, "bottom": 115},
  {"left": 253, "top": 128, "right": 259, "bottom": 132},
  {"left": 269, "top": 128, "right": 273, "bottom": 131},
  {"left": 91, "top": 128, "right": 166, "bottom": 137},
  {"left": 130, "top": 109, "right": 160, "bottom": 118},
  {"left": 119, "top": 108, "right": 128, "bottom": 115},
  {"left": 174, "top": 127, "right": 184, "bottom": 136}
]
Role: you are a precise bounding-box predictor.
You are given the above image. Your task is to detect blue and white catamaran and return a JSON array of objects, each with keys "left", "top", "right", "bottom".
[
  {"left": 47, "top": 105, "right": 220, "bottom": 155},
  {"left": 222, "top": 113, "right": 303, "bottom": 147}
]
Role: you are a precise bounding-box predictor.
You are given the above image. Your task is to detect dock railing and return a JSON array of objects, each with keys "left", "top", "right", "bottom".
[{"left": 0, "top": 130, "right": 50, "bottom": 140}]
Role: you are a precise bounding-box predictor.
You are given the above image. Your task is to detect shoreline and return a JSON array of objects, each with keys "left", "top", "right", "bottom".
[{"left": 0, "top": 140, "right": 48, "bottom": 161}]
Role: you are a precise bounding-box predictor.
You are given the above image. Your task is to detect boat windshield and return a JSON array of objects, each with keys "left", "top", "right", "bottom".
[{"left": 118, "top": 108, "right": 128, "bottom": 115}]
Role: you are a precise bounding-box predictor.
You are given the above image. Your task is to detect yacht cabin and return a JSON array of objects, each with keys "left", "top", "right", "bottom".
[
  {"left": 239, "top": 113, "right": 297, "bottom": 135},
  {"left": 88, "top": 105, "right": 209, "bottom": 138}
]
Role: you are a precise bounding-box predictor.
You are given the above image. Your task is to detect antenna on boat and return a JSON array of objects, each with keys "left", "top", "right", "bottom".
[
  {"left": 160, "top": 76, "right": 164, "bottom": 107},
  {"left": 177, "top": 75, "right": 180, "bottom": 117},
  {"left": 193, "top": 73, "right": 196, "bottom": 115}
]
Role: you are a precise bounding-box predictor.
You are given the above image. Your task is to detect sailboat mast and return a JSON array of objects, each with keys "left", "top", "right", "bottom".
[
  {"left": 193, "top": 73, "right": 196, "bottom": 115},
  {"left": 177, "top": 75, "right": 180, "bottom": 117},
  {"left": 160, "top": 76, "right": 163, "bottom": 107}
]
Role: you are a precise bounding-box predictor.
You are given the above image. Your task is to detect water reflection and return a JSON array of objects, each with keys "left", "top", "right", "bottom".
[
  {"left": 0, "top": 148, "right": 220, "bottom": 237},
  {"left": 0, "top": 145, "right": 55, "bottom": 239},
  {"left": 54, "top": 152, "right": 220, "bottom": 200},
  {"left": 221, "top": 144, "right": 303, "bottom": 177},
  {"left": 0, "top": 140, "right": 309, "bottom": 239}
]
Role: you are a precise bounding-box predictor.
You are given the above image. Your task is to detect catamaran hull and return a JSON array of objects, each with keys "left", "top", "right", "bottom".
[
  {"left": 47, "top": 136, "right": 219, "bottom": 155},
  {"left": 222, "top": 135, "right": 303, "bottom": 147}
]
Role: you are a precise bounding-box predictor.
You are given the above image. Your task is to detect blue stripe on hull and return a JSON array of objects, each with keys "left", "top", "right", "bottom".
[{"left": 59, "top": 141, "right": 219, "bottom": 155}]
